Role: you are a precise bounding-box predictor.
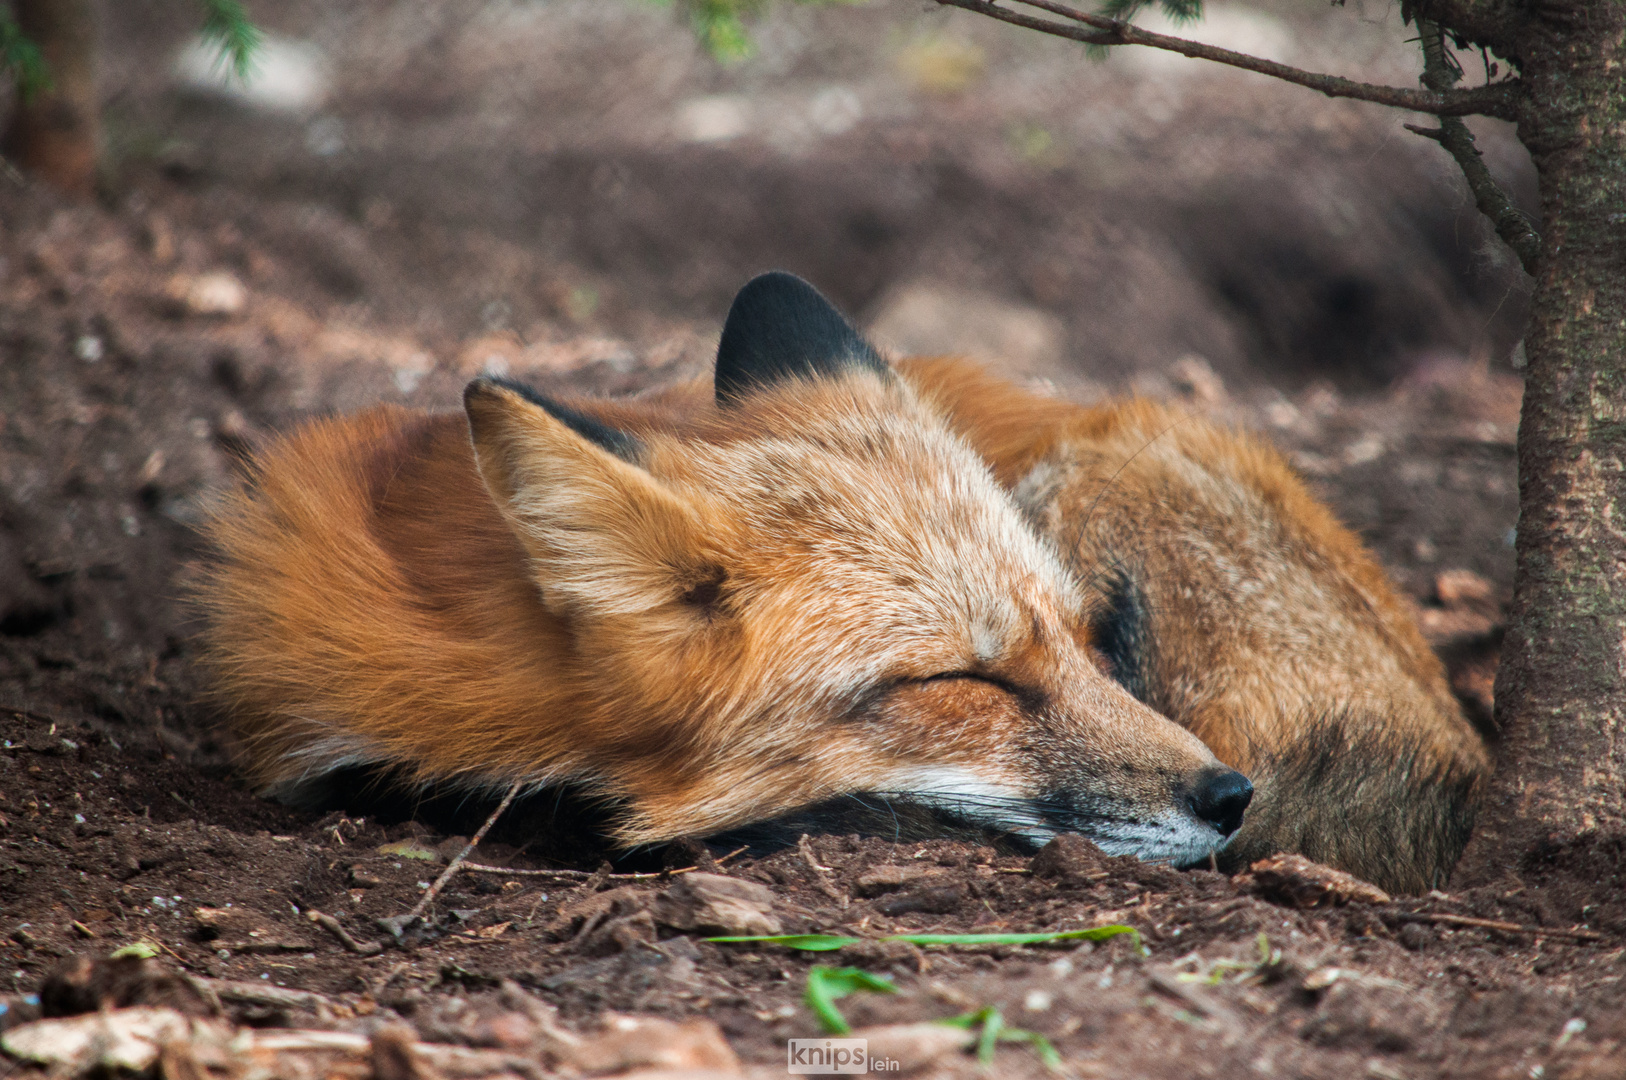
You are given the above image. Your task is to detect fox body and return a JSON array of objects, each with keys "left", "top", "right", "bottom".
[
  {"left": 200, "top": 271, "right": 1486, "bottom": 891},
  {"left": 902, "top": 358, "right": 1492, "bottom": 891},
  {"left": 199, "top": 274, "right": 1251, "bottom": 866}
]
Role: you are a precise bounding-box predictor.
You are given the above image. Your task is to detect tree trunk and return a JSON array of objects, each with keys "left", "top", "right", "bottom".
[
  {"left": 3, "top": 0, "right": 99, "bottom": 198},
  {"left": 1455, "top": 3, "right": 1626, "bottom": 884}
]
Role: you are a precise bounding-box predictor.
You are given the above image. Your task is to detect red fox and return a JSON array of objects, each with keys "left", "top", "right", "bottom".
[
  {"left": 198, "top": 273, "right": 1254, "bottom": 868},
  {"left": 900, "top": 358, "right": 1493, "bottom": 892},
  {"left": 200, "top": 272, "right": 1487, "bottom": 891}
]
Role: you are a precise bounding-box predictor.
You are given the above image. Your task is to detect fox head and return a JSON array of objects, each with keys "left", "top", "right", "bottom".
[{"left": 464, "top": 272, "right": 1251, "bottom": 865}]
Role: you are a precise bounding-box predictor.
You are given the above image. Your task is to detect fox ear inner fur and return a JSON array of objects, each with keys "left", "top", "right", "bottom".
[
  {"left": 714, "top": 271, "right": 888, "bottom": 406},
  {"left": 462, "top": 377, "right": 718, "bottom": 620},
  {"left": 465, "top": 375, "right": 642, "bottom": 463}
]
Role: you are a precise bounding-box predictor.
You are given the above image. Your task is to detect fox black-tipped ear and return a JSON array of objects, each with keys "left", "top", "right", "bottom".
[
  {"left": 464, "top": 376, "right": 642, "bottom": 463},
  {"left": 714, "top": 271, "right": 888, "bottom": 406},
  {"left": 463, "top": 377, "right": 717, "bottom": 620}
]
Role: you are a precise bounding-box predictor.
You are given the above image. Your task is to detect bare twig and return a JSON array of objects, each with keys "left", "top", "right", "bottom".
[
  {"left": 201, "top": 977, "right": 335, "bottom": 1010},
  {"left": 410, "top": 782, "right": 523, "bottom": 920},
  {"left": 378, "top": 782, "right": 525, "bottom": 939},
  {"left": 930, "top": 0, "right": 1519, "bottom": 120},
  {"left": 458, "top": 858, "right": 598, "bottom": 878},
  {"left": 179, "top": 972, "right": 225, "bottom": 1016},
  {"left": 798, "top": 834, "right": 850, "bottom": 907},
  {"left": 455, "top": 844, "right": 750, "bottom": 882},
  {"left": 307, "top": 909, "right": 385, "bottom": 956},
  {"left": 698, "top": 843, "right": 753, "bottom": 868},
  {"left": 1393, "top": 910, "right": 1604, "bottom": 942},
  {"left": 1410, "top": 19, "right": 1540, "bottom": 271},
  {"left": 797, "top": 834, "right": 833, "bottom": 874},
  {"left": 457, "top": 863, "right": 597, "bottom": 878}
]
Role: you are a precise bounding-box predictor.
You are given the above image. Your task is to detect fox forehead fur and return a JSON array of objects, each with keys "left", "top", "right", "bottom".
[{"left": 199, "top": 273, "right": 1238, "bottom": 864}]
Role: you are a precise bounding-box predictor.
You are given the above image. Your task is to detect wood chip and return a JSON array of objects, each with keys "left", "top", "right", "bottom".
[
  {"left": 1248, "top": 854, "right": 1392, "bottom": 908},
  {"left": 651, "top": 872, "right": 781, "bottom": 936}
]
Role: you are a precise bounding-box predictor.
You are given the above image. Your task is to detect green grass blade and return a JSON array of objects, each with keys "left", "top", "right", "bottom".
[
  {"left": 887, "top": 924, "right": 1143, "bottom": 949},
  {"left": 804, "top": 965, "right": 895, "bottom": 1035},
  {"left": 932, "top": 1005, "right": 990, "bottom": 1031},
  {"left": 824, "top": 968, "right": 897, "bottom": 994},
  {"left": 805, "top": 965, "right": 852, "bottom": 1034},
  {"left": 1029, "top": 1032, "right": 1064, "bottom": 1070},
  {"left": 938, "top": 1007, "right": 1064, "bottom": 1070},
  {"left": 999, "top": 1026, "right": 1065, "bottom": 1071},
  {"left": 975, "top": 1006, "right": 1004, "bottom": 1064},
  {"left": 704, "top": 933, "right": 862, "bottom": 951}
]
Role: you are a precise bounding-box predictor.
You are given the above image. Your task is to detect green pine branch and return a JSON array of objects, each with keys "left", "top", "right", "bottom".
[
  {"left": 2, "top": 1, "right": 260, "bottom": 99},
  {"left": 0, "top": 11, "right": 49, "bottom": 100},
  {"left": 650, "top": 0, "right": 862, "bottom": 63},
  {"left": 197, "top": 0, "right": 261, "bottom": 81},
  {"left": 1086, "top": 0, "right": 1203, "bottom": 58},
  {"left": 1088, "top": 0, "right": 1204, "bottom": 58},
  {"left": 1098, "top": 0, "right": 1203, "bottom": 25}
]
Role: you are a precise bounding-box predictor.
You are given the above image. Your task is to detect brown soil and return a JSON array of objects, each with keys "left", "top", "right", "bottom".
[{"left": 3, "top": 2, "right": 1622, "bottom": 1077}]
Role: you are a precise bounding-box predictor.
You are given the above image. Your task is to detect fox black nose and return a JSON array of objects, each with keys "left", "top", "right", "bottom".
[{"left": 1187, "top": 768, "right": 1253, "bottom": 837}]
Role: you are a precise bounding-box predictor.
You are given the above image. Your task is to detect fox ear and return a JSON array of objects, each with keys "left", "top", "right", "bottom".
[
  {"left": 465, "top": 378, "right": 720, "bottom": 618},
  {"left": 714, "top": 271, "right": 888, "bottom": 406}
]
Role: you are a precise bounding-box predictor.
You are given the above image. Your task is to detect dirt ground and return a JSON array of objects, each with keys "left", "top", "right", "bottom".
[{"left": 3, "top": 1, "right": 1622, "bottom": 1077}]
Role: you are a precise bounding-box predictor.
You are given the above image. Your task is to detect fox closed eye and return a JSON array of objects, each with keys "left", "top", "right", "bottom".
[
  {"left": 917, "top": 671, "right": 1046, "bottom": 713},
  {"left": 918, "top": 670, "right": 1017, "bottom": 691}
]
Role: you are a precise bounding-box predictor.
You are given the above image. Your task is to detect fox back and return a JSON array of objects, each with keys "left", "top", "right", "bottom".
[
  {"left": 904, "top": 357, "right": 1492, "bottom": 892},
  {"left": 198, "top": 274, "right": 1252, "bottom": 862}
]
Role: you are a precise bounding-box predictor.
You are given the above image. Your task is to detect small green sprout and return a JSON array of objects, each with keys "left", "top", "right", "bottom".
[
  {"left": 804, "top": 965, "right": 896, "bottom": 1034},
  {"left": 938, "top": 1005, "right": 1063, "bottom": 1070}
]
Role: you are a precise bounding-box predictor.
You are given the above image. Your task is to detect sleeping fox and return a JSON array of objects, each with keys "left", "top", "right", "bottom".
[
  {"left": 199, "top": 271, "right": 1488, "bottom": 891},
  {"left": 198, "top": 272, "right": 1253, "bottom": 868}
]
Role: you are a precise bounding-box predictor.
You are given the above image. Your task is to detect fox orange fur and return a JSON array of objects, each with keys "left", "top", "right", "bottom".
[
  {"left": 900, "top": 358, "right": 1492, "bottom": 891},
  {"left": 198, "top": 274, "right": 1252, "bottom": 867}
]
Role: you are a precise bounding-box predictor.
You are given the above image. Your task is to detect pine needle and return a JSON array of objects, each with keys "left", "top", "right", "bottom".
[{"left": 197, "top": 0, "right": 262, "bottom": 81}]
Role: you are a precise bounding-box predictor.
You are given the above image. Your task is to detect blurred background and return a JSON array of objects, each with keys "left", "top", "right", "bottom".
[
  {"left": 1, "top": 0, "right": 1522, "bottom": 735},
  {"left": 96, "top": 0, "right": 1534, "bottom": 393}
]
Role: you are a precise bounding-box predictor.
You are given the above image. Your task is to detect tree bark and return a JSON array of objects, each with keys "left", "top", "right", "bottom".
[
  {"left": 3, "top": 0, "right": 99, "bottom": 198},
  {"left": 1455, "top": 1, "right": 1626, "bottom": 884}
]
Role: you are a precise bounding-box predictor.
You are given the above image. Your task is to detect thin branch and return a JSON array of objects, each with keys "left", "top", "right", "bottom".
[
  {"left": 1410, "top": 19, "right": 1539, "bottom": 271},
  {"left": 379, "top": 780, "right": 525, "bottom": 938},
  {"left": 307, "top": 908, "right": 385, "bottom": 956},
  {"left": 200, "top": 977, "right": 336, "bottom": 1011},
  {"left": 930, "top": 0, "right": 1520, "bottom": 120},
  {"left": 411, "top": 780, "right": 523, "bottom": 919},
  {"left": 455, "top": 844, "right": 751, "bottom": 881},
  {"left": 1392, "top": 910, "right": 1603, "bottom": 942}
]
